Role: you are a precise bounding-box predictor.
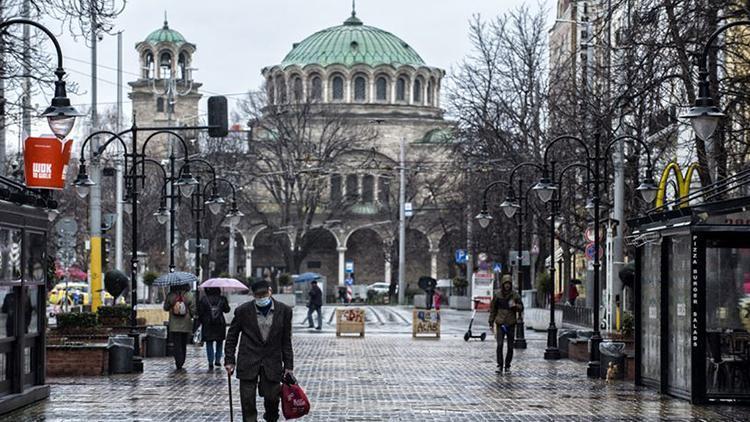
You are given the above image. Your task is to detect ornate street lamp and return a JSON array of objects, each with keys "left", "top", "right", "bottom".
[
  {"left": 475, "top": 209, "right": 493, "bottom": 229},
  {"left": 154, "top": 205, "right": 169, "bottom": 225},
  {"left": 533, "top": 170, "right": 557, "bottom": 204},
  {"left": 73, "top": 164, "right": 95, "bottom": 198},
  {"left": 206, "top": 193, "right": 225, "bottom": 216}
]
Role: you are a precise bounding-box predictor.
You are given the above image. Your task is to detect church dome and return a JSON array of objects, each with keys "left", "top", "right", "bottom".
[
  {"left": 144, "top": 18, "right": 187, "bottom": 45},
  {"left": 280, "top": 12, "right": 425, "bottom": 69}
]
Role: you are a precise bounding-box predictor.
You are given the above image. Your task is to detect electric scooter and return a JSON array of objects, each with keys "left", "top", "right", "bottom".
[{"left": 464, "top": 299, "right": 487, "bottom": 342}]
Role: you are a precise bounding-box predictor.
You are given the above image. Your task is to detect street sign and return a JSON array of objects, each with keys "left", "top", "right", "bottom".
[
  {"left": 455, "top": 249, "right": 467, "bottom": 264},
  {"left": 584, "top": 242, "right": 603, "bottom": 260},
  {"left": 477, "top": 252, "right": 488, "bottom": 262},
  {"left": 404, "top": 202, "right": 413, "bottom": 217},
  {"left": 493, "top": 263, "right": 502, "bottom": 273},
  {"left": 509, "top": 251, "right": 531, "bottom": 266},
  {"left": 584, "top": 227, "right": 604, "bottom": 242},
  {"left": 345, "top": 260, "right": 354, "bottom": 274},
  {"left": 186, "top": 238, "right": 209, "bottom": 253},
  {"left": 345, "top": 277, "right": 354, "bottom": 286}
]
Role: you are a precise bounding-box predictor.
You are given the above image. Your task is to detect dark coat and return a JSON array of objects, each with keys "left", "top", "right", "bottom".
[
  {"left": 224, "top": 298, "right": 293, "bottom": 382},
  {"left": 308, "top": 285, "right": 323, "bottom": 307},
  {"left": 488, "top": 287, "right": 523, "bottom": 327},
  {"left": 197, "top": 294, "right": 230, "bottom": 342}
]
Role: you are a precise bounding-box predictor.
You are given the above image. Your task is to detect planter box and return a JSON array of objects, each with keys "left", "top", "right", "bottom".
[
  {"left": 274, "top": 294, "right": 295, "bottom": 308},
  {"left": 47, "top": 344, "right": 109, "bottom": 376},
  {"left": 450, "top": 296, "right": 472, "bottom": 311},
  {"left": 568, "top": 339, "right": 590, "bottom": 362}
]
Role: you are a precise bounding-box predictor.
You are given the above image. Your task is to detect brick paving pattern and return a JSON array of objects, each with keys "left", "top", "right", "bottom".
[{"left": 3, "top": 307, "right": 747, "bottom": 421}]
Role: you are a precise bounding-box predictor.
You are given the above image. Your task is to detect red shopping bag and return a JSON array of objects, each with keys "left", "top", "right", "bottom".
[{"left": 281, "top": 380, "right": 310, "bottom": 419}]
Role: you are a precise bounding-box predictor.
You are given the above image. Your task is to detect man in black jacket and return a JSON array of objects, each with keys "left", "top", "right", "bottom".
[
  {"left": 225, "top": 280, "right": 294, "bottom": 422},
  {"left": 306, "top": 280, "right": 323, "bottom": 330}
]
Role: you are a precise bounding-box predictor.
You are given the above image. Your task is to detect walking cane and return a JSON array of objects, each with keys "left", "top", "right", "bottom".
[{"left": 227, "top": 371, "right": 234, "bottom": 422}]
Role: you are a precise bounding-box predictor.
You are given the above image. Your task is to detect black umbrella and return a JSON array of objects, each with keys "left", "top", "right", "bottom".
[
  {"left": 618, "top": 263, "right": 635, "bottom": 288},
  {"left": 104, "top": 270, "right": 129, "bottom": 302},
  {"left": 418, "top": 276, "right": 437, "bottom": 291}
]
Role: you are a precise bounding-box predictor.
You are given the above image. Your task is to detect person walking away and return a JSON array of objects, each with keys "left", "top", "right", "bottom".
[
  {"left": 225, "top": 280, "right": 294, "bottom": 422},
  {"left": 568, "top": 280, "right": 579, "bottom": 306},
  {"left": 433, "top": 288, "right": 442, "bottom": 311},
  {"left": 163, "top": 284, "right": 196, "bottom": 370},
  {"left": 489, "top": 276, "right": 523, "bottom": 373},
  {"left": 198, "top": 287, "right": 230, "bottom": 369},
  {"left": 307, "top": 280, "right": 323, "bottom": 330}
]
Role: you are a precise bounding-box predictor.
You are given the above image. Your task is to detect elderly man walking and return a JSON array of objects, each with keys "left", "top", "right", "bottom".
[{"left": 225, "top": 280, "right": 294, "bottom": 422}]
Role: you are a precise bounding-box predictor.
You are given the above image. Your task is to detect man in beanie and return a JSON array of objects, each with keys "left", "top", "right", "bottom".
[
  {"left": 489, "top": 275, "right": 523, "bottom": 374},
  {"left": 225, "top": 279, "right": 294, "bottom": 422}
]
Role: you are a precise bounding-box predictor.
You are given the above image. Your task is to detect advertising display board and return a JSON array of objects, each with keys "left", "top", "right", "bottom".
[{"left": 472, "top": 271, "right": 494, "bottom": 311}]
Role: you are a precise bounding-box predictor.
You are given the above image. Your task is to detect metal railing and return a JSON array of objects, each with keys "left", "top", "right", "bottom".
[{"left": 560, "top": 304, "right": 593, "bottom": 329}]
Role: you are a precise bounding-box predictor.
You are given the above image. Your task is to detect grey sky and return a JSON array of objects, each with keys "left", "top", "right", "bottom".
[{"left": 31, "top": 0, "right": 539, "bottom": 141}]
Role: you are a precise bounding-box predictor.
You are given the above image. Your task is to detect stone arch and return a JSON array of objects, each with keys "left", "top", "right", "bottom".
[
  {"left": 345, "top": 227, "right": 385, "bottom": 284},
  {"left": 329, "top": 72, "right": 346, "bottom": 102},
  {"left": 404, "top": 228, "right": 430, "bottom": 289},
  {"left": 352, "top": 72, "right": 368, "bottom": 102},
  {"left": 299, "top": 228, "right": 340, "bottom": 288},
  {"left": 142, "top": 50, "right": 154, "bottom": 78},
  {"left": 251, "top": 227, "right": 290, "bottom": 281},
  {"left": 158, "top": 50, "right": 173, "bottom": 79}
]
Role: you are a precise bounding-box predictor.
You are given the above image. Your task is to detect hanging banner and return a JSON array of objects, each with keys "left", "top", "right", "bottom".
[
  {"left": 23, "top": 137, "right": 73, "bottom": 189},
  {"left": 471, "top": 271, "right": 494, "bottom": 311}
]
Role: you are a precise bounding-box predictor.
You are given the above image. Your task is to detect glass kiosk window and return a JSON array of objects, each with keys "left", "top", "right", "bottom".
[{"left": 705, "top": 245, "right": 750, "bottom": 396}]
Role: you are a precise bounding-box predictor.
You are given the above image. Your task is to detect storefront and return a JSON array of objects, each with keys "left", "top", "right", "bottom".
[
  {"left": 0, "top": 200, "right": 49, "bottom": 413},
  {"left": 631, "top": 197, "right": 750, "bottom": 403}
]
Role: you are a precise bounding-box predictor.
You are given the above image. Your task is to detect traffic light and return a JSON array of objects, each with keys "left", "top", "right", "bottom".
[
  {"left": 208, "top": 96, "right": 228, "bottom": 138},
  {"left": 101, "top": 237, "right": 111, "bottom": 270}
]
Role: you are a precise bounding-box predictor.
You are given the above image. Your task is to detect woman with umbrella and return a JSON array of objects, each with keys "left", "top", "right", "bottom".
[
  {"left": 157, "top": 272, "right": 199, "bottom": 370},
  {"left": 197, "top": 287, "right": 230, "bottom": 369},
  {"left": 197, "top": 278, "right": 248, "bottom": 370}
]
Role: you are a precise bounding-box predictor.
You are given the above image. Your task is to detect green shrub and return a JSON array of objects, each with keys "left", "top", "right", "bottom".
[
  {"left": 621, "top": 311, "right": 634, "bottom": 338},
  {"left": 535, "top": 271, "right": 551, "bottom": 296},
  {"left": 452, "top": 277, "right": 468, "bottom": 296},
  {"left": 278, "top": 273, "right": 293, "bottom": 286},
  {"left": 143, "top": 271, "right": 159, "bottom": 287},
  {"left": 96, "top": 305, "right": 130, "bottom": 319},
  {"left": 57, "top": 312, "right": 98, "bottom": 330}
]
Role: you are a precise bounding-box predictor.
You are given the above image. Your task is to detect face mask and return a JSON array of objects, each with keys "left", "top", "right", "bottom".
[{"left": 255, "top": 296, "right": 271, "bottom": 307}]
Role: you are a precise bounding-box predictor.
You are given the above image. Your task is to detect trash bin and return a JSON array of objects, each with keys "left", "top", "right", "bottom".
[
  {"left": 146, "top": 326, "right": 168, "bottom": 357},
  {"left": 557, "top": 330, "right": 578, "bottom": 359},
  {"left": 599, "top": 342, "right": 626, "bottom": 380},
  {"left": 108, "top": 335, "right": 134, "bottom": 374}
]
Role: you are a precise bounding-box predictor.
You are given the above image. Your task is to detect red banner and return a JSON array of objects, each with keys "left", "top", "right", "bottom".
[{"left": 23, "top": 137, "right": 73, "bottom": 190}]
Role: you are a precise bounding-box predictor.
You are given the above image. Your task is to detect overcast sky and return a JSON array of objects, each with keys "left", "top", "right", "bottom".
[{"left": 29, "top": 0, "right": 543, "bottom": 142}]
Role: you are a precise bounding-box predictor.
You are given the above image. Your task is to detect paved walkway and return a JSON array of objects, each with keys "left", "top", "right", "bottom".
[{"left": 3, "top": 307, "right": 748, "bottom": 421}]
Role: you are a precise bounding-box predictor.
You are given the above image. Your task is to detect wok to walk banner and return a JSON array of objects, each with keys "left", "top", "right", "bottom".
[{"left": 23, "top": 137, "right": 73, "bottom": 189}]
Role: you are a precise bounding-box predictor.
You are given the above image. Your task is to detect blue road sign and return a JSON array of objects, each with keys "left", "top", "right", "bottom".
[
  {"left": 345, "top": 260, "right": 354, "bottom": 274},
  {"left": 455, "top": 249, "right": 467, "bottom": 264},
  {"left": 493, "top": 263, "right": 502, "bottom": 273}
]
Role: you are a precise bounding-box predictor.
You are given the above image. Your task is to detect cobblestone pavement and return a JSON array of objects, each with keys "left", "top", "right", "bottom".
[{"left": 3, "top": 307, "right": 748, "bottom": 421}]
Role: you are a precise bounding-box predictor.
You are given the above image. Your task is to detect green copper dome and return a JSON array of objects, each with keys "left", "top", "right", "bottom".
[
  {"left": 280, "top": 13, "right": 425, "bottom": 68},
  {"left": 145, "top": 18, "right": 187, "bottom": 44}
]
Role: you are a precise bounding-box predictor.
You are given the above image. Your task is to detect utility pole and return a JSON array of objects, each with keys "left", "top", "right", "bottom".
[
  {"left": 0, "top": 1, "right": 8, "bottom": 175},
  {"left": 398, "top": 135, "right": 406, "bottom": 305},
  {"left": 88, "top": 7, "right": 103, "bottom": 311},
  {"left": 228, "top": 222, "right": 236, "bottom": 276},
  {"left": 114, "top": 30, "right": 124, "bottom": 272}
]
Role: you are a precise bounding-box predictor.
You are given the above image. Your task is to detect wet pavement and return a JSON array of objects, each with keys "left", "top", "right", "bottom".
[{"left": 3, "top": 306, "right": 748, "bottom": 421}]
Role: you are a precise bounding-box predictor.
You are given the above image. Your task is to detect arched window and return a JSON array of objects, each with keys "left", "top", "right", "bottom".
[
  {"left": 427, "top": 80, "right": 435, "bottom": 105},
  {"left": 353, "top": 75, "right": 367, "bottom": 102},
  {"left": 292, "top": 76, "right": 303, "bottom": 102},
  {"left": 309, "top": 75, "right": 322, "bottom": 101},
  {"left": 413, "top": 78, "right": 423, "bottom": 104},
  {"left": 330, "top": 174, "right": 342, "bottom": 204},
  {"left": 378, "top": 176, "right": 390, "bottom": 204},
  {"left": 178, "top": 52, "right": 188, "bottom": 81},
  {"left": 159, "top": 51, "right": 172, "bottom": 79},
  {"left": 376, "top": 76, "right": 388, "bottom": 101},
  {"left": 144, "top": 51, "right": 154, "bottom": 78},
  {"left": 276, "top": 76, "right": 287, "bottom": 103},
  {"left": 156, "top": 97, "right": 165, "bottom": 112},
  {"left": 345, "top": 174, "right": 358, "bottom": 200},
  {"left": 362, "top": 175, "right": 375, "bottom": 202},
  {"left": 331, "top": 75, "right": 344, "bottom": 101},
  {"left": 396, "top": 77, "right": 407, "bottom": 102}
]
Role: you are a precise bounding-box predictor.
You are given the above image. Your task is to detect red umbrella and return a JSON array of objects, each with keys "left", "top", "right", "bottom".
[{"left": 199, "top": 278, "right": 248, "bottom": 292}]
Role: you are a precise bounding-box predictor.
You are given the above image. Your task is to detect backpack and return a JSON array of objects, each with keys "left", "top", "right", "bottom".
[
  {"left": 207, "top": 296, "right": 223, "bottom": 323},
  {"left": 172, "top": 293, "right": 187, "bottom": 316}
]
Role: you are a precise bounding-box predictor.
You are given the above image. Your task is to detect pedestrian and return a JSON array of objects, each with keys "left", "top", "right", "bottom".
[
  {"left": 307, "top": 280, "right": 323, "bottom": 330},
  {"left": 433, "top": 288, "right": 442, "bottom": 311},
  {"left": 225, "top": 279, "right": 294, "bottom": 422},
  {"left": 163, "top": 283, "right": 196, "bottom": 370},
  {"left": 197, "top": 287, "right": 230, "bottom": 370},
  {"left": 489, "top": 276, "right": 523, "bottom": 374},
  {"left": 568, "top": 280, "right": 579, "bottom": 306}
]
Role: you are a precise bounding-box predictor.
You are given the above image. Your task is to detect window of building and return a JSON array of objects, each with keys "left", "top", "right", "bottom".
[
  {"left": 353, "top": 75, "right": 367, "bottom": 102},
  {"left": 267, "top": 79, "right": 275, "bottom": 104},
  {"left": 292, "top": 76, "right": 303, "bottom": 102},
  {"left": 309, "top": 75, "right": 322, "bottom": 101},
  {"left": 378, "top": 176, "right": 390, "bottom": 204},
  {"left": 178, "top": 52, "right": 188, "bottom": 81},
  {"left": 276, "top": 77, "right": 287, "bottom": 103},
  {"left": 376, "top": 76, "right": 388, "bottom": 101},
  {"left": 413, "top": 78, "right": 423, "bottom": 104},
  {"left": 396, "top": 77, "right": 407, "bottom": 102},
  {"left": 427, "top": 80, "right": 434, "bottom": 105},
  {"left": 345, "top": 174, "right": 358, "bottom": 200},
  {"left": 330, "top": 174, "right": 342, "bottom": 204},
  {"left": 167, "top": 99, "right": 174, "bottom": 113},
  {"left": 362, "top": 175, "right": 375, "bottom": 202},
  {"left": 144, "top": 51, "right": 154, "bottom": 78},
  {"left": 331, "top": 75, "right": 344, "bottom": 101},
  {"left": 156, "top": 97, "right": 165, "bottom": 112},
  {"left": 159, "top": 51, "right": 172, "bottom": 79}
]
